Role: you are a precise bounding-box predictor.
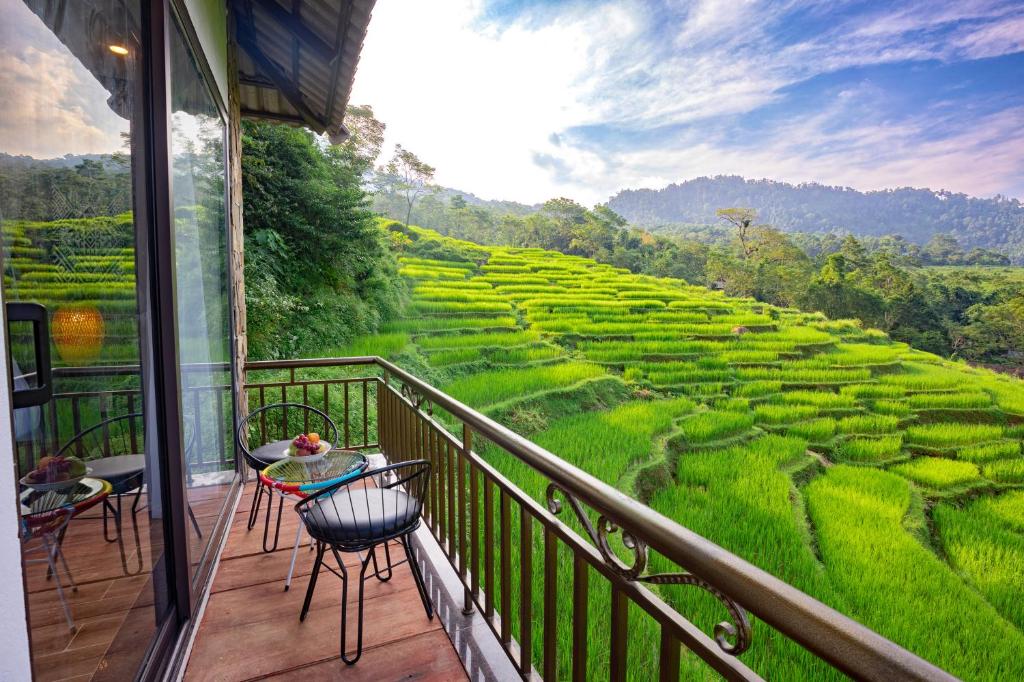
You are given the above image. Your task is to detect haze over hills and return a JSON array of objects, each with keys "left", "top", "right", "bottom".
[{"left": 607, "top": 176, "right": 1024, "bottom": 261}]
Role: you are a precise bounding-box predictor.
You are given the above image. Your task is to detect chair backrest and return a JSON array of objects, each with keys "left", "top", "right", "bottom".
[
  {"left": 296, "top": 460, "right": 430, "bottom": 550},
  {"left": 236, "top": 402, "right": 339, "bottom": 471},
  {"left": 56, "top": 412, "right": 144, "bottom": 461}
]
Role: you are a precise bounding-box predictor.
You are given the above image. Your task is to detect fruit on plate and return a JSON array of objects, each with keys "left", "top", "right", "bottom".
[
  {"left": 288, "top": 434, "right": 325, "bottom": 457},
  {"left": 26, "top": 455, "right": 86, "bottom": 484}
]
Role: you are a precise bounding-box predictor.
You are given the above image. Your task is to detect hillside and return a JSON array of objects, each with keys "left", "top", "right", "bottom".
[
  {"left": 351, "top": 223, "right": 1024, "bottom": 680},
  {"left": 607, "top": 176, "right": 1024, "bottom": 261}
]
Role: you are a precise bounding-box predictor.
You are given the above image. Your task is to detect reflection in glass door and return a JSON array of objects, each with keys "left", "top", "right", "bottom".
[
  {"left": 0, "top": 0, "right": 170, "bottom": 678},
  {"left": 167, "top": 10, "right": 236, "bottom": 585}
]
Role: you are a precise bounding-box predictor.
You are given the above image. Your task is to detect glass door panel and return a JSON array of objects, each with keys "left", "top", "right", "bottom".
[
  {"left": 0, "top": 0, "right": 171, "bottom": 678},
  {"left": 167, "top": 11, "right": 235, "bottom": 585}
]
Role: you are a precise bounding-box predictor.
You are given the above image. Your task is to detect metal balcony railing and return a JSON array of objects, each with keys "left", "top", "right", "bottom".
[{"left": 244, "top": 356, "right": 957, "bottom": 682}]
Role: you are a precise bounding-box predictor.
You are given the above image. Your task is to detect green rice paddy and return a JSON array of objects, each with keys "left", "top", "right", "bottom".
[{"left": 374, "top": 227, "right": 1024, "bottom": 679}]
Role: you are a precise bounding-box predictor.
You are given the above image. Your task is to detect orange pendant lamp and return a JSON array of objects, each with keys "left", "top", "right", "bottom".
[{"left": 52, "top": 305, "right": 105, "bottom": 364}]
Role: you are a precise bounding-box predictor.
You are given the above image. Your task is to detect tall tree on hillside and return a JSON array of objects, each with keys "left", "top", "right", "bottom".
[
  {"left": 716, "top": 207, "right": 759, "bottom": 258},
  {"left": 340, "top": 104, "right": 386, "bottom": 175},
  {"left": 379, "top": 144, "right": 437, "bottom": 227}
]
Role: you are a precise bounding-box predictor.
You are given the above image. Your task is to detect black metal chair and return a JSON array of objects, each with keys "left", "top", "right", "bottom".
[
  {"left": 295, "top": 460, "right": 433, "bottom": 665},
  {"left": 236, "top": 403, "right": 339, "bottom": 552}
]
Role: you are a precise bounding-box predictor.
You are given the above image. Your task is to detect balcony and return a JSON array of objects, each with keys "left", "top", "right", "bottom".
[{"left": 168, "top": 356, "right": 952, "bottom": 680}]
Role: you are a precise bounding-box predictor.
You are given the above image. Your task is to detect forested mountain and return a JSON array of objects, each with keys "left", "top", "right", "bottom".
[{"left": 607, "top": 176, "right": 1024, "bottom": 261}]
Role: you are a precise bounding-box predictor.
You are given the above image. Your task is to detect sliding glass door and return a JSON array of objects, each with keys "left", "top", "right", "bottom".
[
  {"left": 0, "top": 1, "right": 173, "bottom": 678},
  {"left": 0, "top": 0, "right": 239, "bottom": 678},
  {"left": 167, "top": 7, "right": 236, "bottom": 587}
]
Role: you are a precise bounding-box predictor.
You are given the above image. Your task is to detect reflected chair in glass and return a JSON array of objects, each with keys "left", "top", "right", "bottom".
[
  {"left": 294, "top": 460, "right": 433, "bottom": 665},
  {"left": 57, "top": 413, "right": 146, "bottom": 544},
  {"left": 236, "top": 403, "right": 339, "bottom": 552},
  {"left": 56, "top": 412, "right": 200, "bottom": 572}
]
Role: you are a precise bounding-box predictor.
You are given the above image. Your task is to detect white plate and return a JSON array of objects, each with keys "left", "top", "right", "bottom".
[{"left": 281, "top": 442, "right": 331, "bottom": 463}]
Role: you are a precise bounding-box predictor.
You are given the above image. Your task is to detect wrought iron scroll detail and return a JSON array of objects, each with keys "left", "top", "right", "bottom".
[
  {"left": 400, "top": 382, "right": 431, "bottom": 415},
  {"left": 546, "top": 483, "right": 752, "bottom": 655}
]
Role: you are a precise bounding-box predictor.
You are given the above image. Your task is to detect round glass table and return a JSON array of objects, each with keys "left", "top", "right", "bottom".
[
  {"left": 20, "top": 477, "right": 112, "bottom": 632},
  {"left": 259, "top": 449, "right": 368, "bottom": 589}
]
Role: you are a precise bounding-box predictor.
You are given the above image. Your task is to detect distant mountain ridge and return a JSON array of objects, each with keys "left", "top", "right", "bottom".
[{"left": 607, "top": 176, "right": 1024, "bottom": 261}]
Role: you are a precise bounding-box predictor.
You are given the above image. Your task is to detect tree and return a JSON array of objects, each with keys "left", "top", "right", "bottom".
[
  {"left": 241, "top": 121, "right": 402, "bottom": 358},
  {"left": 379, "top": 144, "right": 437, "bottom": 227},
  {"left": 340, "top": 104, "right": 385, "bottom": 175},
  {"left": 716, "top": 207, "right": 759, "bottom": 259}
]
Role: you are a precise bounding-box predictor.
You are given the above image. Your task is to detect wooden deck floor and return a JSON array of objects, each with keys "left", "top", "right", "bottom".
[
  {"left": 25, "top": 484, "right": 232, "bottom": 682},
  {"left": 183, "top": 485, "right": 469, "bottom": 681}
]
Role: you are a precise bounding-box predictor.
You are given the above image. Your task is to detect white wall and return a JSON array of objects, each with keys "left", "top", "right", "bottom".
[{"left": 0, "top": 301, "right": 33, "bottom": 679}]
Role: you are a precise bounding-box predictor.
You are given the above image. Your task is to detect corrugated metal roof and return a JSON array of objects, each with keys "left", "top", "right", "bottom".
[{"left": 232, "top": 0, "right": 376, "bottom": 142}]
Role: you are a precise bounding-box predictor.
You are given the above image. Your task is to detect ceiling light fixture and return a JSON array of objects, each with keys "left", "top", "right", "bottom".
[{"left": 108, "top": 45, "right": 129, "bottom": 56}]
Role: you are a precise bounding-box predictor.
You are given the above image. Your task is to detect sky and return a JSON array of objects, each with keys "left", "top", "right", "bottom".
[{"left": 351, "top": 0, "right": 1024, "bottom": 206}]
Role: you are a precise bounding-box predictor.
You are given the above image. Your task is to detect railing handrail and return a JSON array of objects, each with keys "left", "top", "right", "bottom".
[{"left": 251, "top": 355, "right": 955, "bottom": 681}]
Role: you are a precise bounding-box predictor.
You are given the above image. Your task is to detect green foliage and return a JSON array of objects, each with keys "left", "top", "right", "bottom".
[{"left": 241, "top": 121, "right": 403, "bottom": 359}]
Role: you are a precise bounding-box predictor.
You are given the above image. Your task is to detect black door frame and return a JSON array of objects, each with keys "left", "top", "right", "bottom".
[{"left": 136, "top": 0, "right": 242, "bottom": 677}]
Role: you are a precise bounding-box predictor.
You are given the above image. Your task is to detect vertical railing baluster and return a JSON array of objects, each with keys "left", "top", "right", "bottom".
[
  {"left": 464, "top": 421, "right": 475, "bottom": 614},
  {"left": 215, "top": 388, "right": 226, "bottom": 469},
  {"left": 362, "top": 379, "right": 368, "bottom": 446},
  {"left": 258, "top": 386, "right": 266, "bottom": 443},
  {"left": 47, "top": 398, "right": 59, "bottom": 455},
  {"left": 437, "top": 426, "right": 446, "bottom": 541},
  {"left": 344, "top": 382, "right": 350, "bottom": 448},
  {"left": 72, "top": 397, "right": 83, "bottom": 458},
  {"left": 484, "top": 477, "right": 495, "bottom": 621},
  {"left": 500, "top": 490, "right": 512, "bottom": 646},
  {"left": 280, "top": 386, "right": 287, "bottom": 431},
  {"left": 610, "top": 585, "right": 628, "bottom": 682},
  {"left": 99, "top": 393, "right": 111, "bottom": 455},
  {"left": 659, "top": 627, "right": 680, "bottom": 682},
  {"left": 543, "top": 526, "right": 558, "bottom": 680},
  {"left": 302, "top": 385, "right": 309, "bottom": 432},
  {"left": 459, "top": 441, "right": 469, "bottom": 610},
  {"left": 468, "top": 430, "right": 480, "bottom": 613},
  {"left": 193, "top": 391, "right": 204, "bottom": 473},
  {"left": 432, "top": 423, "right": 442, "bottom": 531},
  {"left": 572, "top": 555, "right": 588, "bottom": 682},
  {"left": 447, "top": 441, "right": 456, "bottom": 558},
  {"left": 520, "top": 510, "right": 533, "bottom": 674},
  {"left": 127, "top": 393, "right": 138, "bottom": 455},
  {"left": 323, "top": 383, "right": 330, "bottom": 434}
]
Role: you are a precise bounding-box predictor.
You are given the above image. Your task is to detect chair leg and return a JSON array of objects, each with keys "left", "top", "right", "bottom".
[
  {"left": 247, "top": 480, "right": 264, "bottom": 531},
  {"left": 369, "top": 541, "right": 394, "bottom": 582},
  {"left": 335, "top": 546, "right": 372, "bottom": 666},
  {"left": 188, "top": 504, "right": 203, "bottom": 539},
  {"left": 42, "top": 534, "right": 76, "bottom": 633},
  {"left": 284, "top": 522, "right": 304, "bottom": 591},
  {"left": 403, "top": 534, "right": 434, "bottom": 620},
  {"left": 103, "top": 496, "right": 122, "bottom": 543},
  {"left": 300, "top": 543, "right": 325, "bottom": 622},
  {"left": 262, "top": 489, "right": 284, "bottom": 553}
]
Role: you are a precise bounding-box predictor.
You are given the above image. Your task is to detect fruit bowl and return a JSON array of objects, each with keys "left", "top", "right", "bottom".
[
  {"left": 20, "top": 456, "right": 90, "bottom": 493},
  {"left": 282, "top": 434, "right": 331, "bottom": 463}
]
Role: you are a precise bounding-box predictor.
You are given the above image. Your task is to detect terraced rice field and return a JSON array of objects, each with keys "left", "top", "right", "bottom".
[
  {"left": 366, "top": 226, "right": 1024, "bottom": 680},
  {"left": 3, "top": 215, "right": 140, "bottom": 366}
]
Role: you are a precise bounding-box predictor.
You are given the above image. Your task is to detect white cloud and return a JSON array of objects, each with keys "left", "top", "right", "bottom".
[
  {"left": 0, "top": 0, "right": 128, "bottom": 158},
  {"left": 352, "top": 0, "right": 1024, "bottom": 205}
]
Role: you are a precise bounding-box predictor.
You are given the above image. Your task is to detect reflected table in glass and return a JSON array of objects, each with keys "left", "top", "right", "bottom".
[
  {"left": 259, "top": 450, "right": 368, "bottom": 590},
  {"left": 20, "top": 478, "right": 112, "bottom": 632}
]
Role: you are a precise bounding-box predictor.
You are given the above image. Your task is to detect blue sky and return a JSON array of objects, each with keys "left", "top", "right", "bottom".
[{"left": 352, "top": 0, "right": 1024, "bottom": 205}]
